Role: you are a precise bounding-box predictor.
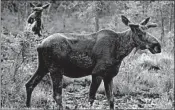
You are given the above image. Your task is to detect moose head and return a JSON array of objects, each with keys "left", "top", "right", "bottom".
[
  {"left": 121, "top": 15, "right": 161, "bottom": 54},
  {"left": 27, "top": 3, "right": 50, "bottom": 36}
]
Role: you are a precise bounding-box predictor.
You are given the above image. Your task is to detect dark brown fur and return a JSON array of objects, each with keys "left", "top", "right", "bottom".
[{"left": 25, "top": 14, "right": 161, "bottom": 110}]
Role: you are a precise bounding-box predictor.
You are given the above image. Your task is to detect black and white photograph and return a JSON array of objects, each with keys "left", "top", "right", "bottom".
[{"left": 1, "top": 0, "right": 174, "bottom": 109}]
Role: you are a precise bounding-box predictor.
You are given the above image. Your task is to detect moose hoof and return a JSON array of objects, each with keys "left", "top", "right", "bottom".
[
  {"left": 88, "top": 98, "right": 95, "bottom": 106},
  {"left": 26, "top": 103, "right": 30, "bottom": 108},
  {"left": 57, "top": 105, "right": 63, "bottom": 110}
]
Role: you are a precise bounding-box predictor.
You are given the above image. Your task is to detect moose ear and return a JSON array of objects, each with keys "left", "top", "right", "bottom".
[
  {"left": 30, "top": 3, "right": 36, "bottom": 8},
  {"left": 146, "top": 23, "right": 157, "bottom": 28},
  {"left": 140, "top": 17, "right": 150, "bottom": 25},
  {"left": 42, "top": 3, "right": 50, "bottom": 9},
  {"left": 121, "top": 15, "right": 131, "bottom": 26}
]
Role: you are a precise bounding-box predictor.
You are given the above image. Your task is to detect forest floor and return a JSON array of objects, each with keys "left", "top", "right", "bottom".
[
  {"left": 58, "top": 84, "right": 164, "bottom": 109},
  {"left": 17, "top": 76, "right": 173, "bottom": 110}
]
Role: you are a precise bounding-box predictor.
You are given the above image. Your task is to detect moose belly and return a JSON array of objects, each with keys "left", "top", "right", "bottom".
[
  {"left": 63, "top": 52, "right": 95, "bottom": 78},
  {"left": 63, "top": 65, "right": 93, "bottom": 78}
]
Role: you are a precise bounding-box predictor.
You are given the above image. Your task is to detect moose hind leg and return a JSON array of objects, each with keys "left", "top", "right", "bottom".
[
  {"left": 88, "top": 75, "right": 102, "bottom": 106},
  {"left": 103, "top": 77, "right": 114, "bottom": 110},
  {"left": 25, "top": 67, "right": 48, "bottom": 107},
  {"left": 50, "top": 69, "right": 63, "bottom": 110}
]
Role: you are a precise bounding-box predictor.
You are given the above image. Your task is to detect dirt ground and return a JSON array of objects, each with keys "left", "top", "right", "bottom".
[{"left": 34, "top": 82, "right": 173, "bottom": 109}]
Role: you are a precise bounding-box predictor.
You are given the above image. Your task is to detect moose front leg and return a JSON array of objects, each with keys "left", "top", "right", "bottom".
[
  {"left": 88, "top": 75, "right": 102, "bottom": 106},
  {"left": 103, "top": 77, "right": 114, "bottom": 110},
  {"left": 91, "top": 60, "right": 115, "bottom": 109},
  {"left": 92, "top": 59, "right": 113, "bottom": 75},
  {"left": 50, "top": 69, "right": 63, "bottom": 110}
]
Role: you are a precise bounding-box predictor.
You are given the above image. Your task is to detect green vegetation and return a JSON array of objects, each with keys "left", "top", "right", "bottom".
[{"left": 1, "top": 1, "right": 174, "bottom": 109}]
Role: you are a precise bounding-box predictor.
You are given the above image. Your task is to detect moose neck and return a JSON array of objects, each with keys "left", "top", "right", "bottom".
[
  {"left": 114, "top": 29, "right": 137, "bottom": 60},
  {"left": 35, "top": 11, "right": 42, "bottom": 19},
  {"left": 118, "top": 29, "right": 136, "bottom": 48}
]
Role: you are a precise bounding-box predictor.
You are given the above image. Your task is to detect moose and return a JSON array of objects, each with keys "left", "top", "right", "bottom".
[
  {"left": 25, "top": 3, "right": 161, "bottom": 110},
  {"left": 27, "top": 3, "right": 50, "bottom": 36}
]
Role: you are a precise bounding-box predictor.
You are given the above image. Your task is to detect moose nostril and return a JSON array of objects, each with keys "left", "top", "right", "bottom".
[{"left": 154, "top": 45, "right": 161, "bottom": 53}]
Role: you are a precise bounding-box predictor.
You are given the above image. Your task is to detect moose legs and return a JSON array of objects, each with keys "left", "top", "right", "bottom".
[
  {"left": 25, "top": 68, "right": 48, "bottom": 107},
  {"left": 50, "top": 69, "right": 63, "bottom": 110},
  {"left": 88, "top": 75, "right": 102, "bottom": 106},
  {"left": 89, "top": 75, "right": 115, "bottom": 110},
  {"left": 104, "top": 77, "right": 114, "bottom": 110},
  {"left": 91, "top": 59, "right": 117, "bottom": 109}
]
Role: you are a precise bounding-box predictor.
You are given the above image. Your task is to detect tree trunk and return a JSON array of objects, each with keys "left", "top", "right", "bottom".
[
  {"left": 95, "top": 2, "right": 99, "bottom": 32},
  {"left": 46, "top": 2, "right": 51, "bottom": 22},
  {"left": 169, "top": 3, "right": 173, "bottom": 31},
  {"left": 63, "top": 8, "right": 66, "bottom": 32},
  {"left": 95, "top": 16, "right": 99, "bottom": 32},
  {"left": 25, "top": 2, "right": 28, "bottom": 19},
  {"left": 142, "top": 1, "right": 145, "bottom": 16},
  {"left": 18, "top": 4, "right": 21, "bottom": 26},
  {"left": 161, "top": 18, "right": 164, "bottom": 42},
  {"left": 160, "top": 4, "right": 164, "bottom": 43},
  {"left": 20, "top": 3, "right": 25, "bottom": 23},
  {"left": 114, "top": 16, "right": 118, "bottom": 29},
  {"left": 63, "top": 17, "right": 66, "bottom": 32}
]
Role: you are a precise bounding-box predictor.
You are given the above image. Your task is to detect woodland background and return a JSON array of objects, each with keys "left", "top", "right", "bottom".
[{"left": 1, "top": 0, "right": 174, "bottom": 109}]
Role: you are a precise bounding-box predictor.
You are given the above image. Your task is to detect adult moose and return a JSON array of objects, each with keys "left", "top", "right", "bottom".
[
  {"left": 25, "top": 6, "right": 161, "bottom": 110},
  {"left": 27, "top": 3, "right": 50, "bottom": 36}
]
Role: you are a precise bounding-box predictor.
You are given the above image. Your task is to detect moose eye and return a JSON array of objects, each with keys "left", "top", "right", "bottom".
[
  {"left": 137, "top": 34, "right": 145, "bottom": 41},
  {"left": 138, "top": 34, "right": 142, "bottom": 38}
]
